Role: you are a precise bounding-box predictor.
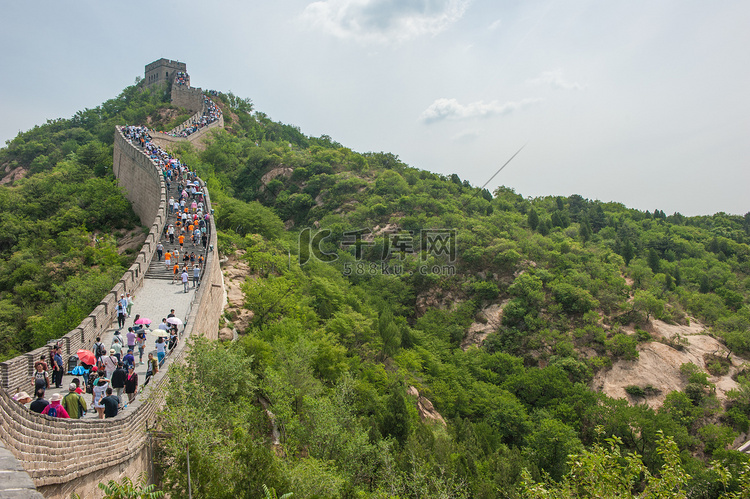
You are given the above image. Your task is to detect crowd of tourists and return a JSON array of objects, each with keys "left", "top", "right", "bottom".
[
  {"left": 174, "top": 71, "right": 189, "bottom": 86},
  {"left": 168, "top": 97, "right": 222, "bottom": 138},
  {"left": 9, "top": 112, "right": 214, "bottom": 421},
  {"left": 12, "top": 303, "right": 182, "bottom": 419}
]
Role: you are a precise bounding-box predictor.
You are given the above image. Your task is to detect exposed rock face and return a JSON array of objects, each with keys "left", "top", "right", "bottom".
[
  {"left": 261, "top": 167, "right": 293, "bottom": 186},
  {"left": 221, "top": 251, "right": 255, "bottom": 334},
  {"left": 415, "top": 289, "right": 460, "bottom": 317},
  {"left": 0, "top": 166, "right": 28, "bottom": 185},
  {"left": 219, "top": 327, "right": 234, "bottom": 341},
  {"left": 407, "top": 386, "right": 446, "bottom": 426},
  {"left": 461, "top": 300, "right": 509, "bottom": 350},
  {"left": 594, "top": 319, "right": 745, "bottom": 409}
]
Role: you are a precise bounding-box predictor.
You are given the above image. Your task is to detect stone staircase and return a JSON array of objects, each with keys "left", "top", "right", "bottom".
[{"left": 144, "top": 184, "right": 207, "bottom": 281}]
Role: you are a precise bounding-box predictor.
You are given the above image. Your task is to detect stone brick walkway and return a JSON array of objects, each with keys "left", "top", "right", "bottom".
[{"left": 42, "top": 183, "right": 205, "bottom": 417}]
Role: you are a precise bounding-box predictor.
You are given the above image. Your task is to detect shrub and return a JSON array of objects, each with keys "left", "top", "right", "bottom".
[
  {"left": 680, "top": 363, "right": 710, "bottom": 386},
  {"left": 625, "top": 385, "right": 646, "bottom": 397}
]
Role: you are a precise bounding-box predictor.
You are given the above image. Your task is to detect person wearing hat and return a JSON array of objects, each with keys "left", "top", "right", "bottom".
[
  {"left": 124, "top": 364, "right": 138, "bottom": 404},
  {"left": 62, "top": 382, "right": 87, "bottom": 419},
  {"left": 102, "top": 349, "right": 118, "bottom": 379},
  {"left": 12, "top": 390, "right": 32, "bottom": 405},
  {"left": 41, "top": 393, "right": 70, "bottom": 419}
]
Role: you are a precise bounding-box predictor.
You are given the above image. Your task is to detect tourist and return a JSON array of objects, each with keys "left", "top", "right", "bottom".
[
  {"left": 111, "top": 337, "right": 122, "bottom": 360},
  {"left": 156, "top": 337, "right": 167, "bottom": 364},
  {"left": 30, "top": 388, "right": 49, "bottom": 414},
  {"left": 125, "top": 292, "right": 134, "bottom": 317},
  {"left": 144, "top": 353, "right": 158, "bottom": 387},
  {"left": 164, "top": 249, "right": 172, "bottom": 270},
  {"left": 156, "top": 242, "right": 164, "bottom": 261},
  {"left": 34, "top": 354, "right": 47, "bottom": 372},
  {"left": 93, "top": 336, "right": 106, "bottom": 362},
  {"left": 111, "top": 362, "right": 127, "bottom": 399},
  {"left": 136, "top": 331, "right": 146, "bottom": 365},
  {"left": 117, "top": 297, "right": 127, "bottom": 329},
  {"left": 125, "top": 365, "right": 138, "bottom": 404},
  {"left": 12, "top": 391, "right": 32, "bottom": 406},
  {"left": 101, "top": 387, "right": 120, "bottom": 418},
  {"left": 92, "top": 377, "right": 110, "bottom": 419},
  {"left": 102, "top": 349, "right": 118, "bottom": 379},
  {"left": 41, "top": 393, "right": 70, "bottom": 419},
  {"left": 86, "top": 367, "right": 99, "bottom": 394},
  {"left": 32, "top": 362, "right": 50, "bottom": 394},
  {"left": 62, "top": 383, "right": 87, "bottom": 419},
  {"left": 71, "top": 377, "right": 84, "bottom": 394},
  {"left": 181, "top": 267, "right": 190, "bottom": 293},
  {"left": 193, "top": 263, "right": 201, "bottom": 288},
  {"left": 123, "top": 348, "right": 135, "bottom": 369},
  {"left": 52, "top": 346, "right": 64, "bottom": 388},
  {"left": 127, "top": 327, "right": 137, "bottom": 353}
]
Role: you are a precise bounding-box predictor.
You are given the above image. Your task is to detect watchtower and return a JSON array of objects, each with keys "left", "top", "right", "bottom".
[{"left": 144, "top": 58, "right": 187, "bottom": 88}]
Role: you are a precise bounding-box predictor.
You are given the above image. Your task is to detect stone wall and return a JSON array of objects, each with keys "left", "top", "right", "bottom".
[
  {"left": 113, "top": 130, "right": 166, "bottom": 227},
  {"left": 0, "top": 326, "right": 190, "bottom": 498},
  {"left": 0, "top": 87, "right": 224, "bottom": 496},
  {"left": 186, "top": 187, "right": 222, "bottom": 341},
  {"left": 171, "top": 84, "right": 204, "bottom": 114},
  {"left": 0, "top": 131, "right": 165, "bottom": 391}
]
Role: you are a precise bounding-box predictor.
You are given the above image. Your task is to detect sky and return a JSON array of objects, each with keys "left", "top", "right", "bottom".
[{"left": 1, "top": 0, "right": 748, "bottom": 216}]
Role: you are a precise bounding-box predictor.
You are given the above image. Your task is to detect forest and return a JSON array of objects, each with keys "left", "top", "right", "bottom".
[{"left": 2, "top": 82, "right": 750, "bottom": 498}]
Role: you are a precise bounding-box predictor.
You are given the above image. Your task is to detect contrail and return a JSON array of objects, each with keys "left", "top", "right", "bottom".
[{"left": 477, "top": 143, "right": 527, "bottom": 193}]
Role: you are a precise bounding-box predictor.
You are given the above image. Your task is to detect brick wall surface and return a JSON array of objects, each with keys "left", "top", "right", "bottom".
[
  {"left": 0, "top": 90, "right": 224, "bottom": 495},
  {"left": 171, "top": 85, "right": 204, "bottom": 114}
]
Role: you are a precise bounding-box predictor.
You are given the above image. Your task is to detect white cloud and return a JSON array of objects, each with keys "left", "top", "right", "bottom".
[
  {"left": 527, "top": 70, "right": 585, "bottom": 90},
  {"left": 488, "top": 18, "right": 501, "bottom": 30},
  {"left": 301, "top": 0, "right": 470, "bottom": 43},
  {"left": 420, "top": 97, "right": 541, "bottom": 123}
]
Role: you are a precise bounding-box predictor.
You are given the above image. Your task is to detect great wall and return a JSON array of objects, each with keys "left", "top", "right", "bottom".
[{"left": 0, "top": 59, "right": 225, "bottom": 498}]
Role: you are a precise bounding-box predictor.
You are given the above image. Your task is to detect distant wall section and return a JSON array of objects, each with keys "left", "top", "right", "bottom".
[
  {"left": 144, "top": 58, "right": 186, "bottom": 89},
  {"left": 113, "top": 131, "right": 164, "bottom": 226},
  {"left": 171, "top": 84, "right": 204, "bottom": 114}
]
